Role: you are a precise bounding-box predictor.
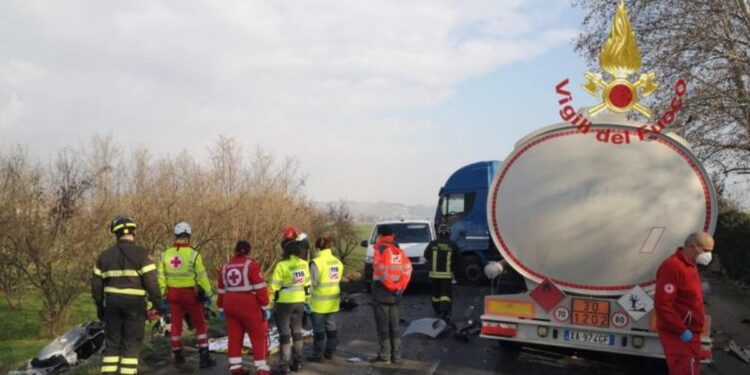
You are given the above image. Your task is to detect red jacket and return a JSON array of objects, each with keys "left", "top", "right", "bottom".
[
  {"left": 372, "top": 235, "right": 412, "bottom": 294},
  {"left": 654, "top": 248, "right": 705, "bottom": 336},
  {"left": 217, "top": 255, "right": 270, "bottom": 310}
]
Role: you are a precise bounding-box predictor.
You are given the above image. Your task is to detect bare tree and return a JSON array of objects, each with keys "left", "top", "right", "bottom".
[
  {"left": 322, "top": 201, "right": 361, "bottom": 266},
  {"left": 574, "top": 0, "right": 750, "bottom": 185},
  {"left": 0, "top": 135, "right": 324, "bottom": 334}
]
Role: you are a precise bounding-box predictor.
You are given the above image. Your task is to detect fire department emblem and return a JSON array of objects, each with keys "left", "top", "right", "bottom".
[{"left": 582, "top": 2, "right": 658, "bottom": 118}]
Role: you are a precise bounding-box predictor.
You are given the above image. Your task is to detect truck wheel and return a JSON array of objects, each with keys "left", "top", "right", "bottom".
[
  {"left": 461, "top": 254, "right": 484, "bottom": 284},
  {"left": 498, "top": 340, "right": 522, "bottom": 360}
]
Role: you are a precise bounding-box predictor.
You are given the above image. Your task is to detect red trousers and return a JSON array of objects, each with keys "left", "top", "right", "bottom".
[
  {"left": 224, "top": 293, "right": 269, "bottom": 373},
  {"left": 167, "top": 287, "right": 208, "bottom": 350},
  {"left": 659, "top": 331, "right": 701, "bottom": 375}
]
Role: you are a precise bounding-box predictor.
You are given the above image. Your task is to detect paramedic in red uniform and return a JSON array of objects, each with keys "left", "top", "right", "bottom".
[
  {"left": 654, "top": 231, "right": 714, "bottom": 375},
  {"left": 217, "top": 241, "right": 272, "bottom": 375}
]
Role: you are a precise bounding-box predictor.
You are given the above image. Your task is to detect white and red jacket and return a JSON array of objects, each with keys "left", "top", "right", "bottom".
[{"left": 217, "top": 255, "right": 270, "bottom": 311}]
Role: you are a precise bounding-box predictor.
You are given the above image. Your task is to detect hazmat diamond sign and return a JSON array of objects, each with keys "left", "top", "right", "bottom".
[
  {"left": 530, "top": 278, "right": 565, "bottom": 312},
  {"left": 617, "top": 285, "right": 653, "bottom": 322}
]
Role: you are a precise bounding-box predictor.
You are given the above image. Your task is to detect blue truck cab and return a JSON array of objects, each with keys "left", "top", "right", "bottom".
[{"left": 434, "top": 161, "right": 502, "bottom": 283}]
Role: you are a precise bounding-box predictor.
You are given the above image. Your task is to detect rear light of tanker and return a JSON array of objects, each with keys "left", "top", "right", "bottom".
[{"left": 481, "top": 322, "right": 517, "bottom": 337}]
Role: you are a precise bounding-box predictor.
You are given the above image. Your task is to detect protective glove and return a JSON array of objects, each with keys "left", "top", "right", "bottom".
[
  {"left": 218, "top": 311, "right": 225, "bottom": 321},
  {"left": 203, "top": 296, "right": 212, "bottom": 308},
  {"left": 304, "top": 303, "right": 312, "bottom": 315},
  {"left": 162, "top": 300, "right": 170, "bottom": 313},
  {"left": 680, "top": 329, "right": 693, "bottom": 343},
  {"left": 263, "top": 309, "right": 273, "bottom": 321}
]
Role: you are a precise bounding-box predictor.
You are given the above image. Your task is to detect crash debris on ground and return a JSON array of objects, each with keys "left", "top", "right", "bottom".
[{"left": 8, "top": 322, "right": 105, "bottom": 375}]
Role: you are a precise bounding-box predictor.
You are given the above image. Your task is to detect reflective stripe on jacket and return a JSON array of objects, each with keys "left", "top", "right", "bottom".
[
  {"left": 310, "top": 249, "right": 344, "bottom": 313},
  {"left": 269, "top": 255, "right": 310, "bottom": 304},
  {"left": 424, "top": 239, "right": 459, "bottom": 279},
  {"left": 91, "top": 240, "right": 161, "bottom": 310},
  {"left": 217, "top": 255, "right": 270, "bottom": 311},
  {"left": 157, "top": 243, "right": 212, "bottom": 296},
  {"left": 372, "top": 236, "right": 412, "bottom": 293}
]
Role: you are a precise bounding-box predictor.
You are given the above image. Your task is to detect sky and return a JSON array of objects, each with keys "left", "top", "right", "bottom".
[{"left": 0, "top": 0, "right": 594, "bottom": 206}]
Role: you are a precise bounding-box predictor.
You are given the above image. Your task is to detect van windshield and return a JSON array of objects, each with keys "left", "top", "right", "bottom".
[{"left": 371, "top": 223, "right": 432, "bottom": 244}]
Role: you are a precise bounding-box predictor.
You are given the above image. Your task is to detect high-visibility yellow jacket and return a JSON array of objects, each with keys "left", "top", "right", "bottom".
[
  {"left": 310, "top": 249, "right": 344, "bottom": 313},
  {"left": 269, "top": 255, "right": 311, "bottom": 304},
  {"left": 157, "top": 242, "right": 212, "bottom": 296}
]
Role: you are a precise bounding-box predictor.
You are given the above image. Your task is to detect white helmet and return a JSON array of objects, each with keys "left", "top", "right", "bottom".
[{"left": 174, "top": 221, "right": 192, "bottom": 237}]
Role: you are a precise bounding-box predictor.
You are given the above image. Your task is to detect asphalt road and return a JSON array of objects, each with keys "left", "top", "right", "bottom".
[{"left": 148, "top": 280, "right": 750, "bottom": 375}]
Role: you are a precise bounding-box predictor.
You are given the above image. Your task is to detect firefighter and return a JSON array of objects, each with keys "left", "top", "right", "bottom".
[
  {"left": 157, "top": 221, "right": 215, "bottom": 368},
  {"left": 269, "top": 227, "right": 311, "bottom": 374},
  {"left": 306, "top": 235, "right": 344, "bottom": 362},
  {"left": 370, "top": 225, "right": 412, "bottom": 364},
  {"left": 655, "top": 231, "right": 714, "bottom": 375},
  {"left": 92, "top": 215, "right": 162, "bottom": 375},
  {"left": 424, "top": 224, "right": 459, "bottom": 321},
  {"left": 217, "top": 240, "right": 272, "bottom": 375}
]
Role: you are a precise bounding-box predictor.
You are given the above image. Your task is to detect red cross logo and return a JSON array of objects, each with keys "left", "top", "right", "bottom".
[
  {"left": 169, "top": 255, "right": 183, "bottom": 269},
  {"left": 227, "top": 269, "right": 242, "bottom": 286}
]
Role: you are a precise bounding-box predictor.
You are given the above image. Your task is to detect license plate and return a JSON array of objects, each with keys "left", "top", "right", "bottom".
[
  {"left": 571, "top": 298, "right": 610, "bottom": 328},
  {"left": 564, "top": 330, "right": 615, "bottom": 346}
]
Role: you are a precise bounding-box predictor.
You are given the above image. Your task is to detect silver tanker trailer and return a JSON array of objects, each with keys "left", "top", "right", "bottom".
[{"left": 479, "top": 113, "right": 717, "bottom": 362}]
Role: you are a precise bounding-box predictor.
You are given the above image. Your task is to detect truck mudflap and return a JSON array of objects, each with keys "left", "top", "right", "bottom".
[{"left": 481, "top": 294, "right": 713, "bottom": 363}]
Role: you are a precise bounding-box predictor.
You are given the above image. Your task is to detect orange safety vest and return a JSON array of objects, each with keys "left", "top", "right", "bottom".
[{"left": 372, "top": 237, "right": 413, "bottom": 293}]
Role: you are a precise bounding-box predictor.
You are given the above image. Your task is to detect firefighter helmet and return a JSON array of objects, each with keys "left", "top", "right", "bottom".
[
  {"left": 438, "top": 224, "right": 450, "bottom": 236},
  {"left": 111, "top": 215, "right": 137, "bottom": 238},
  {"left": 173, "top": 221, "right": 192, "bottom": 237},
  {"left": 282, "top": 226, "right": 300, "bottom": 241}
]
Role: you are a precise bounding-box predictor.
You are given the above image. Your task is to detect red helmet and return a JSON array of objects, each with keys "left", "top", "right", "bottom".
[{"left": 282, "top": 226, "right": 300, "bottom": 241}]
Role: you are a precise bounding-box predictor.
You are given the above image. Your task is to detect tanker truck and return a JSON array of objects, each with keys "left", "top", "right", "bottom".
[{"left": 478, "top": 113, "right": 716, "bottom": 361}]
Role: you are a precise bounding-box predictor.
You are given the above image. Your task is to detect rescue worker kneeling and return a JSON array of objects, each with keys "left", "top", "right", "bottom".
[
  {"left": 157, "top": 221, "right": 215, "bottom": 368},
  {"left": 269, "top": 227, "right": 311, "bottom": 374},
  {"left": 306, "top": 235, "right": 344, "bottom": 362},
  {"left": 217, "top": 241, "right": 271, "bottom": 375}
]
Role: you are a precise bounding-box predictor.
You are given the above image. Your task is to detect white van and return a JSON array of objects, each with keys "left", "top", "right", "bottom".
[{"left": 361, "top": 219, "right": 435, "bottom": 289}]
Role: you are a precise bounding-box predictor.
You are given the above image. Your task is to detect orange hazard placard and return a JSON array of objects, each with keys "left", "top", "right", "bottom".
[{"left": 571, "top": 298, "right": 610, "bottom": 328}]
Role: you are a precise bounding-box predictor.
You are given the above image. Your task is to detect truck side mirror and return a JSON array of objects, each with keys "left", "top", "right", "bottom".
[{"left": 360, "top": 240, "right": 368, "bottom": 248}]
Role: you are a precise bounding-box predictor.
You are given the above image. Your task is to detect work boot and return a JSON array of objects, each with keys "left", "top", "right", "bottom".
[
  {"left": 199, "top": 348, "right": 216, "bottom": 368},
  {"left": 274, "top": 365, "right": 290, "bottom": 375},
  {"left": 323, "top": 349, "right": 334, "bottom": 360},
  {"left": 305, "top": 355, "right": 323, "bottom": 363},
  {"left": 289, "top": 361, "right": 302, "bottom": 372},
  {"left": 369, "top": 356, "right": 390, "bottom": 364},
  {"left": 173, "top": 349, "right": 186, "bottom": 365}
]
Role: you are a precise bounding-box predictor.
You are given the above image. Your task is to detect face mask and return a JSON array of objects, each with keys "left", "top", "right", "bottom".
[{"left": 696, "top": 251, "right": 712, "bottom": 266}]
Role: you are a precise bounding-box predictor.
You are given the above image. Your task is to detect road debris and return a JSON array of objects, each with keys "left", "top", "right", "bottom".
[
  {"left": 208, "top": 327, "right": 312, "bottom": 354},
  {"left": 8, "top": 321, "right": 104, "bottom": 375},
  {"left": 725, "top": 340, "right": 750, "bottom": 363},
  {"left": 402, "top": 318, "right": 448, "bottom": 338}
]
